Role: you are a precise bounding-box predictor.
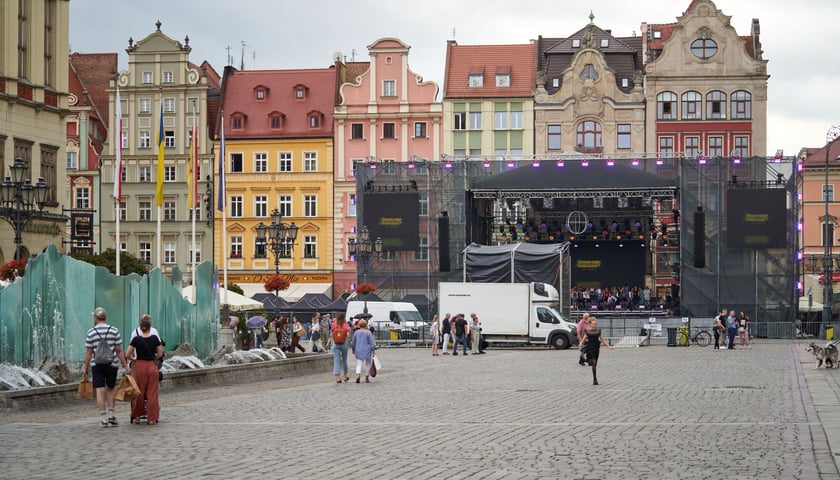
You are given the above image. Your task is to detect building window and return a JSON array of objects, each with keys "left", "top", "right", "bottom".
[
  {"left": 572, "top": 39, "right": 581, "bottom": 48},
  {"left": 139, "top": 98, "right": 151, "bottom": 113},
  {"left": 230, "top": 195, "right": 243, "bottom": 218},
  {"left": 380, "top": 251, "right": 395, "bottom": 262},
  {"left": 142, "top": 72, "right": 153, "bottom": 84},
  {"left": 139, "top": 200, "right": 152, "bottom": 221},
  {"left": 309, "top": 114, "right": 320, "bottom": 128},
  {"left": 254, "top": 237, "right": 266, "bottom": 259},
  {"left": 419, "top": 193, "right": 429, "bottom": 217},
  {"left": 469, "top": 112, "right": 482, "bottom": 130},
  {"left": 278, "top": 195, "right": 292, "bottom": 217},
  {"left": 66, "top": 151, "right": 78, "bottom": 170},
  {"left": 824, "top": 184, "right": 835, "bottom": 203},
  {"left": 684, "top": 136, "right": 700, "bottom": 157},
  {"left": 163, "top": 242, "right": 176, "bottom": 264},
  {"left": 351, "top": 123, "right": 364, "bottom": 139},
  {"left": 256, "top": 89, "right": 265, "bottom": 100},
  {"left": 270, "top": 114, "right": 282, "bottom": 129},
  {"left": 255, "top": 152, "right": 267, "bottom": 172},
  {"left": 304, "top": 195, "right": 317, "bottom": 217},
  {"left": 278, "top": 152, "right": 292, "bottom": 172},
  {"left": 733, "top": 136, "right": 749, "bottom": 157},
  {"left": 232, "top": 116, "right": 243, "bottom": 129},
  {"left": 304, "top": 152, "right": 317, "bottom": 172},
  {"left": 381, "top": 160, "right": 396, "bottom": 176},
  {"left": 454, "top": 112, "right": 466, "bottom": 130},
  {"left": 254, "top": 195, "right": 267, "bottom": 218},
  {"left": 824, "top": 222, "right": 835, "bottom": 247},
  {"left": 731, "top": 91, "right": 751, "bottom": 119},
  {"left": 494, "top": 111, "right": 508, "bottom": 130},
  {"left": 414, "top": 122, "right": 427, "bottom": 138},
  {"left": 163, "top": 98, "right": 175, "bottom": 113},
  {"left": 706, "top": 91, "right": 726, "bottom": 119},
  {"left": 468, "top": 74, "right": 483, "bottom": 88},
  {"left": 690, "top": 38, "right": 718, "bottom": 59},
  {"left": 383, "top": 80, "right": 396, "bottom": 97},
  {"left": 121, "top": 166, "right": 127, "bottom": 184},
  {"left": 580, "top": 64, "right": 599, "bottom": 81},
  {"left": 75, "top": 188, "right": 90, "bottom": 209},
  {"left": 121, "top": 131, "right": 128, "bottom": 149},
  {"left": 658, "top": 137, "right": 674, "bottom": 156},
  {"left": 383, "top": 123, "right": 396, "bottom": 139},
  {"left": 349, "top": 194, "right": 357, "bottom": 217},
  {"left": 576, "top": 121, "right": 602, "bottom": 151},
  {"left": 304, "top": 235, "right": 317, "bottom": 259},
  {"left": 230, "top": 236, "right": 242, "bottom": 258},
  {"left": 413, "top": 236, "right": 429, "bottom": 261},
  {"left": 681, "top": 91, "right": 702, "bottom": 119},
  {"left": 189, "top": 242, "right": 201, "bottom": 263},
  {"left": 230, "top": 153, "right": 243, "bottom": 173},
  {"left": 617, "top": 124, "right": 631, "bottom": 149},
  {"left": 295, "top": 88, "right": 305, "bottom": 99},
  {"left": 119, "top": 200, "right": 126, "bottom": 221},
  {"left": 164, "top": 166, "right": 175, "bottom": 182},
  {"left": 163, "top": 71, "right": 173, "bottom": 83},
  {"left": 139, "top": 242, "right": 151, "bottom": 264},
  {"left": 657, "top": 92, "right": 677, "bottom": 120},
  {"left": 496, "top": 74, "right": 510, "bottom": 87},
  {"left": 547, "top": 125, "right": 562, "bottom": 150},
  {"left": 708, "top": 136, "right": 723, "bottom": 157},
  {"left": 601, "top": 38, "right": 609, "bottom": 48},
  {"left": 510, "top": 111, "right": 523, "bottom": 130},
  {"left": 139, "top": 131, "right": 150, "bottom": 149},
  {"left": 189, "top": 206, "right": 201, "bottom": 221},
  {"left": 164, "top": 130, "right": 175, "bottom": 148},
  {"left": 162, "top": 201, "right": 175, "bottom": 221},
  {"left": 139, "top": 166, "right": 151, "bottom": 182}
]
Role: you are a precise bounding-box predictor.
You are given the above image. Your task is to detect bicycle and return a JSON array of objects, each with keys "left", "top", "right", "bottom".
[{"left": 679, "top": 327, "right": 712, "bottom": 347}]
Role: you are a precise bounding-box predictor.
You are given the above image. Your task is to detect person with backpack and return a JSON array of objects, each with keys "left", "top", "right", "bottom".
[
  {"left": 82, "top": 307, "right": 131, "bottom": 427},
  {"left": 126, "top": 314, "right": 163, "bottom": 425},
  {"left": 331, "top": 313, "right": 351, "bottom": 383}
]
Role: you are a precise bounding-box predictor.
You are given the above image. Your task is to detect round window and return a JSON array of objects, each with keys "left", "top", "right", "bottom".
[{"left": 690, "top": 38, "right": 717, "bottom": 59}]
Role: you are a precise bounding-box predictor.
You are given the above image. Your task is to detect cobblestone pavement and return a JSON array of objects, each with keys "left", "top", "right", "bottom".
[{"left": 1, "top": 340, "right": 839, "bottom": 480}]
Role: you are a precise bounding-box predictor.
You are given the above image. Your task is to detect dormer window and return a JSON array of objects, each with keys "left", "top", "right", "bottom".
[
  {"left": 256, "top": 89, "right": 265, "bottom": 100},
  {"left": 232, "top": 114, "right": 244, "bottom": 130},
  {"left": 653, "top": 30, "right": 662, "bottom": 39},
  {"left": 621, "top": 78, "right": 629, "bottom": 88},
  {"left": 468, "top": 74, "right": 483, "bottom": 88},
  {"left": 294, "top": 85, "right": 308, "bottom": 100},
  {"left": 496, "top": 74, "right": 510, "bottom": 87},
  {"left": 572, "top": 39, "right": 581, "bottom": 48},
  {"left": 308, "top": 112, "right": 323, "bottom": 128},
  {"left": 600, "top": 38, "right": 609, "bottom": 48},
  {"left": 270, "top": 112, "right": 284, "bottom": 129},
  {"left": 580, "top": 64, "right": 599, "bottom": 81}
]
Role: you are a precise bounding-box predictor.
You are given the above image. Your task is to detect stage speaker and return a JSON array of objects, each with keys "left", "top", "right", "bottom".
[
  {"left": 694, "top": 207, "right": 705, "bottom": 268},
  {"left": 439, "top": 212, "right": 450, "bottom": 272}
]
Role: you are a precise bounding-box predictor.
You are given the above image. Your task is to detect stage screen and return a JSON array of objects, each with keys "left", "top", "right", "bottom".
[
  {"left": 570, "top": 241, "right": 646, "bottom": 289},
  {"left": 726, "top": 188, "right": 787, "bottom": 249},
  {"left": 364, "top": 193, "right": 420, "bottom": 251}
]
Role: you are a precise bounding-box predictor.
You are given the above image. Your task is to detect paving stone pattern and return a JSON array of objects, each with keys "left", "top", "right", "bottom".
[{"left": 1, "top": 340, "right": 838, "bottom": 480}]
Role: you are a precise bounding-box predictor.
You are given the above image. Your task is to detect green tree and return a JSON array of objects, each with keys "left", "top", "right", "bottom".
[{"left": 68, "top": 248, "right": 149, "bottom": 276}]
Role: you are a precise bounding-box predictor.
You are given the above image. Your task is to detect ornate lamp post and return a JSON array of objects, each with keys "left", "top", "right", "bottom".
[
  {"left": 256, "top": 209, "right": 298, "bottom": 328},
  {"left": 823, "top": 125, "right": 840, "bottom": 337},
  {"left": 0, "top": 158, "right": 50, "bottom": 260},
  {"left": 347, "top": 225, "right": 382, "bottom": 314}
]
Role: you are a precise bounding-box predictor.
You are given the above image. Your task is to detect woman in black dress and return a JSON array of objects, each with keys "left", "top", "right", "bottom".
[{"left": 579, "top": 316, "right": 614, "bottom": 385}]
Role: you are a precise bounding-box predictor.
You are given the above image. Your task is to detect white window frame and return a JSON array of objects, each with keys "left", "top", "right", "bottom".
[
  {"left": 469, "top": 112, "right": 481, "bottom": 130},
  {"left": 139, "top": 166, "right": 151, "bottom": 182},
  {"left": 139, "top": 98, "right": 151, "bottom": 113},
  {"left": 164, "top": 165, "right": 176, "bottom": 182},
  {"left": 304, "top": 235, "right": 317, "bottom": 259},
  {"left": 163, "top": 201, "right": 176, "bottom": 221},
  {"left": 139, "top": 241, "right": 152, "bottom": 264},
  {"left": 304, "top": 194, "right": 317, "bottom": 217},
  {"left": 254, "top": 195, "right": 268, "bottom": 218},
  {"left": 75, "top": 187, "right": 90, "bottom": 209},
  {"left": 254, "top": 152, "right": 268, "bottom": 172},
  {"left": 510, "top": 111, "right": 523, "bottom": 130},
  {"left": 189, "top": 241, "right": 201, "bottom": 263},
  {"left": 230, "top": 195, "right": 243, "bottom": 218},
  {"left": 163, "top": 71, "right": 174, "bottom": 83},
  {"left": 383, "top": 80, "right": 396, "bottom": 97},
  {"left": 278, "top": 152, "right": 292, "bottom": 172},
  {"left": 163, "top": 242, "right": 176, "bottom": 265},
  {"left": 349, "top": 194, "right": 357, "bottom": 217},
  {"left": 419, "top": 193, "right": 429, "bottom": 217},
  {"left": 163, "top": 98, "right": 175, "bottom": 113},
  {"left": 304, "top": 152, "right": 317, "bottom": 172},
  {"left": 139, "top": 200, "right": 152, "bottom": 221},
  {"left": 139, "top": 131, "right": 150, "bottom": 149},
  {"left": 142, "top": 71, "right": 153, "bottom": 84},
  {"left": 454, "top": 112, "right": 466, "bottom": 131},
  {"left": 278, "top": 195, "right": 292, "bottom": 217},
  {"left": 230, "top": 236, "right": 243, "bottom": 258},
  {"left": 413, "top": 236, "right": 429, "bottom": 261},
  {"left": 66, "top": 151, "right": 78, "bottom": 170}
]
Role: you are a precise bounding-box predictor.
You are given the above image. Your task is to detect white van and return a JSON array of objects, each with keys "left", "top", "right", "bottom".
[{"left": 345, "top": 301, "right": 428, "bottom": 337}]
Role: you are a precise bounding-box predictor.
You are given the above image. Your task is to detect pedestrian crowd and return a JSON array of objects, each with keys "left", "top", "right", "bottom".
[
  {"left": 712, "top": 309, "right": 751, "bottom": 350},
  {"left": 429, "top": 312, "right": 486, "bottom": 356}
]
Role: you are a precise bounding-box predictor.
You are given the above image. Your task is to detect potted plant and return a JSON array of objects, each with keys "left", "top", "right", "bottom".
[
  {"left": 355, "top": 282, "right": 376, "bottom": 295},
  {"left": 0, "top": 258, "right": 27, "bottom": 281},
  {"left": 264, "top": 275, "right": 291, "bottom": 293}
]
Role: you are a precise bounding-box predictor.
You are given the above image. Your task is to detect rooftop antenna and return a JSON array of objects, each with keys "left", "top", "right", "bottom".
[
  {"left": 252, "top": 50, "right": 256, "bottom": 69},
  {"left": 240, "top": 41, "right": 249, "bottom": 70},
  {"left": 452, "top": 28, "right": 456, "bottom": 41},
  {"left": 225, "top": 45, "right": 233, "bottom": 66},
  {"left": 350, "top": 48, "right": 357, "bottom": 61}
]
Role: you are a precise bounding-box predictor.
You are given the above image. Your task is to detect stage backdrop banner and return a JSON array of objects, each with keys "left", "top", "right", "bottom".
[
  {"left": 726, "top": 188, "right": 786, "bottom": 249},
  {"left": 364, "top": 193, "right": 420, "bottom": 251}
]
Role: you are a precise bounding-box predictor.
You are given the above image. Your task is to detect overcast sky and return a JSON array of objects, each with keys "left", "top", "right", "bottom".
[{"left": 69, "top": 0, "right": 839, "bottom": 157}]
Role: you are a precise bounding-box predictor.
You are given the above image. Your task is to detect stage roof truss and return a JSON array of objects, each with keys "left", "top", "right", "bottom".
[{"left": 472, "top": 188, "right": 676, "bottom": 200}]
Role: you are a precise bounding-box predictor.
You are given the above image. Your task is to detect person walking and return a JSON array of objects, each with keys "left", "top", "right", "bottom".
[
  {"left": 579, "top": 316, "right": 614, "bottom": 385},
  {"left": 128, "top": 314, "right": 164, "bottom": 423},
  {"left": 82, "top": 307, "right": 131, "bottom": 427},
  {"left": 712, "top": 309, "right": 726, "bottom": 349},
  {"left": 726, "top": 310, "right": 738, "bottom": 349},
  {"left": 441, "top": 313, "right": 452, "bottom": 355},
  {"left": 275, "top": 315, "right": 291, "bottom": 352},
  {"left": 470, "top": 313, "right": 484, "bottom": 354},
  {"left": 738, "top": 311, "right": 751, "bottom": 349},
  {"left": 577, "top": 313, "right": 590, "bottom": 365},
  {"left": 126, "top": 314, "right": 163, "bottom": 425},
  {"left": 290, "top": 316, "right": 306, "bottom": 353},
  {"left": 430, "top": 315, "right": 441, "bottom": 356},
  {"left": 350, "top": 319, "right": 376, "bottom": 383},
  {"left": 309, "top": 313, "right": 323, "bottom": 352},
  {"left": 331, "top": 313, "right": 351, "bottom": 383},
  {"left": 452, "top": 314, "right": 469, "bottom": 356}
]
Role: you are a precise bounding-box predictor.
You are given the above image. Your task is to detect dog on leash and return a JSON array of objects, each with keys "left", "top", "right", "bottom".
[{"left": 806, "top": 341, "right": 840, "bottom": 369}]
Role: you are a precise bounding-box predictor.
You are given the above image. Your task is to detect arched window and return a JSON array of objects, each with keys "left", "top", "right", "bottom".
[
  {"left": 576, "top": 121, "right": 602, "bottom": 152},
  {"left": 731, "top": 90, "right": 751, "bottom": 119},
  {"left": 681, "top": 91, "right": 702, "bottom": 119},
  {"left": 706, "top": 91, "right": 726, "bottom": 119},
  {"left": 580, "top": 64, "right": 599, "bottom": 81},
  {"left": 657, "top": 91, "right": 677, "bottom": 120}
]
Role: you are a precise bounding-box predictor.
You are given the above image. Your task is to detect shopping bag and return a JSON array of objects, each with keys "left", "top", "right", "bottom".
[
  {"left": 369, "top": 358, "right": 377, "bottom": 378},
  {"left": 77, "top": 378, "right": 93, "bottom": 400},
  {"left": 115, "top": 374, "right": 141, "bottom": 402},
  {"left": 372, "top": 354, "right": 382, "bottom": 371}
]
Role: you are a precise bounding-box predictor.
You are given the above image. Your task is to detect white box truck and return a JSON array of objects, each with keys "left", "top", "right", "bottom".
[
  {"left": 438, "top": 282, "right": 577, "bottom": 349},
  {"left": 345, "top": 301, "right": 428, "bottom": 338}
]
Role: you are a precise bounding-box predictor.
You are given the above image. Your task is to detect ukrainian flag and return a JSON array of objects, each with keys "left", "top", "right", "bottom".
[{"left": 156, "top": 103, "right": 164, "bottom": 206}]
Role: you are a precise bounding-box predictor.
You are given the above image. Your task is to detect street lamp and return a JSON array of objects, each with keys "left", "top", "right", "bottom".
[
  {"left": 347, "top": 225, "right": 382, "bottom": 314},
  {"left": 823, "top": 125, "right": 840, "bottom": 337},
  {"left": 0, "top": 158, "right": 50, "bottom": 259},
  {"left": 256, "top": 209, "right": 298, "bottom": 329}
]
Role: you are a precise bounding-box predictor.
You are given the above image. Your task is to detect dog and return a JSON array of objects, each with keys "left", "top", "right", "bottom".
[{"left": 806, "top": 341, "right": 840, "bottom": 369}]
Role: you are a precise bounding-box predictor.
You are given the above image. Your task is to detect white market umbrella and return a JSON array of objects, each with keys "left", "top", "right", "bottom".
[{"left": 182, "top": 285, "right": 263, "bottom": 312}]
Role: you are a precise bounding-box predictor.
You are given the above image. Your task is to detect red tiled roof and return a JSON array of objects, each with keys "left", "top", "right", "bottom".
[
  {"left": 444, "top": 41, "right": 535, "bottom": 99},
  {"left": 69, "top": 53, "right": 118, "bottom": 128},
  {"left": 801, "top": 139, "right": 840, "bottom": 167},
  {"left": 344, "top": 62, "right": 370, "bottom": 84},
  {"left": 220, "top": 67, "right": 337, "bottom": 139}
]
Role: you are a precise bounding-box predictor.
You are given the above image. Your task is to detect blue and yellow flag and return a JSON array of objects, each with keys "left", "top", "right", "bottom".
[{"left": 156, "top": 102, "right": 164, "bottom": 206}]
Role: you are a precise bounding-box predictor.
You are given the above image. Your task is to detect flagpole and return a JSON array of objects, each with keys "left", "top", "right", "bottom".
[
  {"left": 114, "top": 85, "right": 122, "bottom": 275},
  {"left": 156, "top": 91, "right": 164, "bottom": 270},
  {"left": 190, "top": 101, "right": 197, "bottom": 285},
  {"left": 218, "top": 113, "right": 228, "bottom": 307}
]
